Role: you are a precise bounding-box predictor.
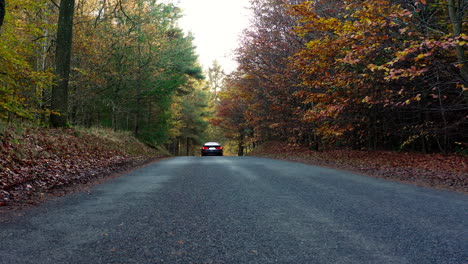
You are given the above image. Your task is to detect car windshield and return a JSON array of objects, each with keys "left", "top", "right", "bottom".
[{"left": 204, "top": 142, "right": 220, "bottom": 146}]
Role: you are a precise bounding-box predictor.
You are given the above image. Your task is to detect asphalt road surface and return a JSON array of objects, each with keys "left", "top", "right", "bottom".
[{"left": 1, "top": 157, "right": 467, "bottom": 264}]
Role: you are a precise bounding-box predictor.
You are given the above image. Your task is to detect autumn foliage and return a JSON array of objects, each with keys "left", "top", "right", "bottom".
[
  {"left": 0, "top": 0, "right": 206, "bottom": 147},
  {"left": 218, "top": 0, "right": 467, "bottom": 154}
]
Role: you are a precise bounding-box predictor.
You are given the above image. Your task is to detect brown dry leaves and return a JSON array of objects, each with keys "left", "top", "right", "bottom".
[
  {"left": 0, "top": 126, "right": 161, "bottom": 205},
  {"left": 251, "top": 142, "right": 467, "bottom": 193}
]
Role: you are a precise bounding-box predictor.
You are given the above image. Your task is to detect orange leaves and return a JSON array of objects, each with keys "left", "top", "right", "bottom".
[
  {"left": 286, "top": 0, "right": 429, "bottom": 142},
  {"left": 369, "top": 35, "right": 468, "bottom": 83},
  {"left": 225, "top": 0, "right": 466, "bottom": 153}
]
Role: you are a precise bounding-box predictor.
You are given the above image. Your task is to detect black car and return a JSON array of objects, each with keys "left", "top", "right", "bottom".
[{"left": 201, "top": 142, "right": 223, "bottom": 156}]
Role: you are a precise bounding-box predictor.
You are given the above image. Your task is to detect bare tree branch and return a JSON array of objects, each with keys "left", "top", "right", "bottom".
[{"left": 50, "top": 0, "right": 59, "bottom": 8}]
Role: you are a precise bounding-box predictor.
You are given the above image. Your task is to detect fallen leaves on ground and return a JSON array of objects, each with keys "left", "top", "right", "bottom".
[
  {"left": 250, "top": 142, "right": 467, "bottom": 193},
  {"left": 0, "top": 125, "right": 164, "bottom": 205}
]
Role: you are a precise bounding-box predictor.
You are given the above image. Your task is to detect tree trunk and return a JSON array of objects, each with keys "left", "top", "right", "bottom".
[
  {"left": 447, "top": 0, "right": 468, "bottom": 86},
  {"left": 133, "top": 110, "right": 139, "bottom": 136},
  {"left": 175, "top": 138, "right": 180, "bottom": 156},
  {"left": 238, "top": 132, "right": 245, "bottom": 156},
  {"left": 0, "top": 0, "right": 5, "bottom": 32},
  {"left": 50, "top": 0, "right": 75, "bottom": 127}
]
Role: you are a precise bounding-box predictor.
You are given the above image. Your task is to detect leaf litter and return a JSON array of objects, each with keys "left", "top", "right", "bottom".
[{"left": 250, "top": 142, "right": 467, "bottom": 193}]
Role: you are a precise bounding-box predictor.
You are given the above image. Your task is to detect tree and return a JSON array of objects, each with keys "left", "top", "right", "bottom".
[
  {"left": 174, "top": 79, "right": 210, "bottom": 155},
  {"left": 0, "top": 0, "right": 5, "bottom": 31},
  {"left": 215, "top": 72, "right": 257, "bottom": 156},
  {"left": 207, "top": 60, "right": 224, "bottom": 101},
  {"left": 0, "top": 0, "right": 55, "bottom": 121},
  {"left": 221, "top": 0, "right": 466, "bottom": 153},
  {"left": 67, "top": 0, "right": 203, "bottom": 145},
  {"left": 0, "top": 0, "right": 208, "bottom": 149},
  {"left": 447, "top": 0, "right": 468, "bottom": 84},
  {"left": 233, "top": 0, "right": 308, "bottom": 145},
  {"left": 288, "top": 0, "right": 467, "bottom": 152},
  {"left": 50, "top": 0, "right": 75, "bottom": 127}
]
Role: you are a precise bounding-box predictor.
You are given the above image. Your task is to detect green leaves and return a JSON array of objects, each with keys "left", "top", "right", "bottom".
[
  {"left": 1, "top": 0, "right": 205, "bottom": 147},
  {"left": 66, "top": 0, "right": 204, "bottom": 143}
]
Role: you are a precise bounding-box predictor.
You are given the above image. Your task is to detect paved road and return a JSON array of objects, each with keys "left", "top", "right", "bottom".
[{"left": 1, "top": 157, "right": 467, "bottom": 263}]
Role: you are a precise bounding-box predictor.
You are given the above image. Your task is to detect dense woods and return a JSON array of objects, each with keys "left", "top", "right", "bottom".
[
  {"left": 0, "top": 0, "right": 466, "bottom": 205},
  {"left": 0, "top": 0, "right": 209, "bottom": 151},
  {"left": 1, "top": 0, "right": 466, "bottom": 156},
  {"left": 217, "top": 0, "right": 467, "bottom": 154}
]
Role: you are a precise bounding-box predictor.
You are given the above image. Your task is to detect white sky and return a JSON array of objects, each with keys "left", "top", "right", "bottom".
[{"left": 171, "top": 0, "right": 252, "bottom": 73}]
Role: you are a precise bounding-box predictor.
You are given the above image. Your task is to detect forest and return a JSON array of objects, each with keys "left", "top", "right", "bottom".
[
  {"left": 0, "top": 0, "right": 467, "bottom": 203},
  {"left": 0, "top": 0, "right": 467, "bottom": 156},
  {"left": 216, "top": 0, "right": 467, "bottom": 155},
  {"left": 0, "top": 0, "right": 211, "bottom": 154}
]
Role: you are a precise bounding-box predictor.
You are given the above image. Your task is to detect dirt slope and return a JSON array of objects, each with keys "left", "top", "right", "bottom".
[{"left": 0, "top": 125, "right": 166, "bottom": 207}]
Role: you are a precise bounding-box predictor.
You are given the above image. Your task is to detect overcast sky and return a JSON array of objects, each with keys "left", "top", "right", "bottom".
[{"left": 171, "top": 0, "right": 252, "bottom": 73}]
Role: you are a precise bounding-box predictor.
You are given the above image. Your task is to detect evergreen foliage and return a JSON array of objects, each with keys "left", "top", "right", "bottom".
[{"left": 0, "top": 0, "right": 208, "bottom": 150}]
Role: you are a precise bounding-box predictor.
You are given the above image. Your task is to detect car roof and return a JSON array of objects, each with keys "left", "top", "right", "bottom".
[{"left": 204, "top": 142, "right": 221, "bottom": 146}]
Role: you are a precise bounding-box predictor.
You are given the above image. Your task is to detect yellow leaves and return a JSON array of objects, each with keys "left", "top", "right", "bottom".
[
  {"left": 0, "top": 20, "right": 55, "bottom": 121},
  {"left": 416, "top": 54, "right": 425, "bottom": 60},
  {"left": 288, "top": 0, "right": 440, "bottom": 134},
  {"left": 415, "top": 52, "right": 433, "bottom": 61},
  {"left": 305, "top": 39, "right": 322, "bottom": 49},
  {"left": 362, "top": 18, "right": 373, "bottom": 26},
  {"left": 456, "top": 83, "right": 467, "bottom": 92},
  {"left": 314, "top": 122, "right": 348, "bottom": 140},
  {"left": 396, "top": 94, "right": 422, "bottom": 106},
  {"left": 367, "top": 64, "right": 389, "bottom": 72},
  {"left": 395, "top": 49, "right": 410, "bottom": 59},
  {"left": 403, "top": 95, "right": 422, "bottom": 106}
]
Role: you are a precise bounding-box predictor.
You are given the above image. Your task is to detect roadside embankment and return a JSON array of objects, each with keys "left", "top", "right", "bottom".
[
  {"left": 0, "top": 124, "right": 167, "bottom": 207},
  {"left": 249, "top": 142, "right": 467, "bottom": 193}
]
